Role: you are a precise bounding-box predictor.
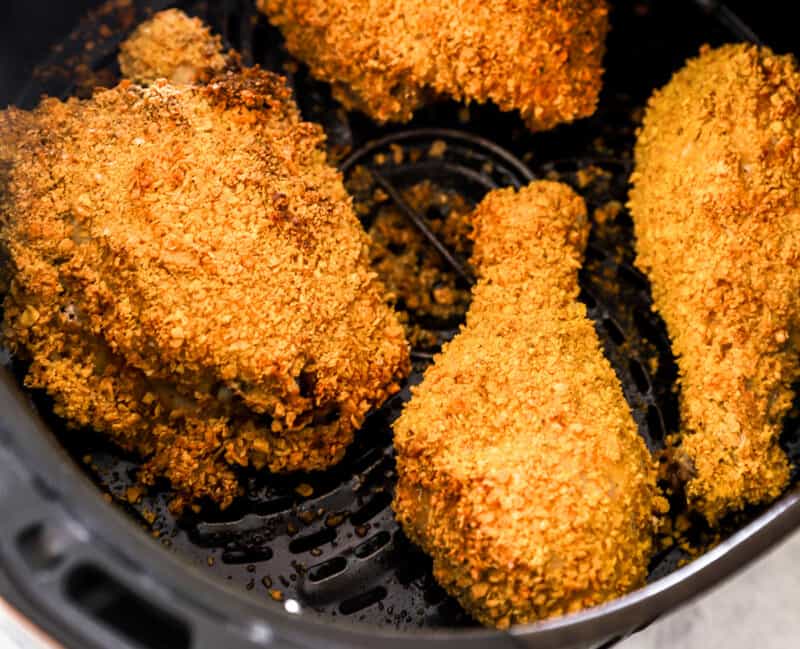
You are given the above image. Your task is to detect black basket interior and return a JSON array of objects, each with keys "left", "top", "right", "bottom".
[{"left": 5, "top": 0, "right": 800, "bottom": 632}]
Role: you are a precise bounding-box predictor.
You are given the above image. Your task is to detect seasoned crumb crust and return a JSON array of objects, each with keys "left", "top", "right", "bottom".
[
  {"left": 258, "top": 0, "right": 609, "bottom": 131},
  {"left": 394, "top": 181, "right": 662, "bottom": 627},
  {"left": 630, "top": 43, "right": 800, "bottom": 523},
  {"left": 1, "top": 69, "right": 409, "bottom": 511}
]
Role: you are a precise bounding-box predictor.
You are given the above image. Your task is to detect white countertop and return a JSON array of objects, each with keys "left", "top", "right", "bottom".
[
  {"left": 0, "top": 599, "right": 58, "bottom": 649},
  {"left": 622, "top": 528, "right": 800, "bottom": 649}
]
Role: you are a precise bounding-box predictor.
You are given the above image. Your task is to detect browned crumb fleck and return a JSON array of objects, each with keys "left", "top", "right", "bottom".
[
  {"left": 297, "top": 510, "right": 315, "bottom": 524},
  {"left": 393, "top": 181, "right": 663, "bottom": 628},
  {"left": 428, "top": 140, "right": 447, "bottom": 158},
  {"left": 294, "top": 483, "right": 314, "bottom": 498},
  {"left": 126, "top": 486, "right": 143, "bottom": 504},
  {"left": 390, "top": 144, "right": 404, "bottom": 165},
  {"left": 630, "top": 43, "right": 800, "bottom": 523},
  {"left": 325, "top": 513, "right": 345, "bottom": 527},
  {"left": 576, "top": 164, "right": 611, "bottom": 189},
  {"left": 270, "top": 589, "right": 284, "bottom": 602},
  {"left": 593, "top": 200, "right": 623, "bottom": 225}
]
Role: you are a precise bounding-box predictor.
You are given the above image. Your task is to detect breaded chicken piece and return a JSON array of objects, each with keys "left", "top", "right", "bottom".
[
  {"left": 393, "top": 182, "right": 662, "bottom": 628},
  {"left": 258, "top": 0, "right": 609, "bottom": 132},
  {"left": 119, "top": 9, "right": 234, "bottom": 85},
  {"left": 0, "top": 69, "right": 409, "bottom": 511},
  {"left": 629, "top": 44, "right": 800, "bottom": 524}
]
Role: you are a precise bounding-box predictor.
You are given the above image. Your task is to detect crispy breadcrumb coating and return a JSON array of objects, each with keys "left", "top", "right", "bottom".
[
  {"left": 119, "top": 9, "right": 234, "bottom": 85},
  {"left": 257, "top": 0, "right": 609, "bottom": 132},
  {"left": 0, "top": 69, "right": 409, "bottom": 511},
  {"left": 393, "top": 181, "right": 662, "bottom": 628},
  {"left": 629, "top": 43, "right": 800, "bottom": 524}
]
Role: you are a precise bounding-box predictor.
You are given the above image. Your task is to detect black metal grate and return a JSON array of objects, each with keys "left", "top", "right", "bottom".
[{"left": 7, "top": 0, "right": 800, "bottom": 633}]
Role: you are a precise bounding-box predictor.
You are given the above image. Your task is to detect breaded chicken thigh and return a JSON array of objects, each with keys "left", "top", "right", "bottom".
[
  {"left": 0, "top": 69, "right": 409, "bottom": 511},
  {"left": 630, "top": 43, "right": 800, "bottom": 523},
  {"left": 393, "top": 182, "right": 662, "bottom": 628},
  {"left": 258, "top": 0, "right": 609, "bottom": 131}
]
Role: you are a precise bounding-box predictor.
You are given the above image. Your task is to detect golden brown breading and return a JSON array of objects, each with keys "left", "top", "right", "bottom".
[
  {"left": 393, "top": 181, "right": 662, "bottom": 628},
  {"left": 0, "top": 69, "right": 409, "bottom": 511},
  {"left": 629, "top": 43, "right": 800, "bottom": 524},
  {"left": 119, "top": 9, "right": 233, "bottom": 85},
  {"left": 258, "top": 0, "right": 609, "bottom": 132}
]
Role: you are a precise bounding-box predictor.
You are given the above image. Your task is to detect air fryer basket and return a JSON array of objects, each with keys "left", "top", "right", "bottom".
[{"left": 1, "top": 2, "right": 800, "bottom": 649}]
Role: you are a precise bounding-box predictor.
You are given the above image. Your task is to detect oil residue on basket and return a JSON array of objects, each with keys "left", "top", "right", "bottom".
[{"left": 13, "top": 0, "right": 800, "bottom": 632}]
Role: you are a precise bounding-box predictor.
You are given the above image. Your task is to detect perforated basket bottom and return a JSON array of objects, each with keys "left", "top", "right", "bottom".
[{"left": 8, "top": 0, "right": 800, "bottom": 631}]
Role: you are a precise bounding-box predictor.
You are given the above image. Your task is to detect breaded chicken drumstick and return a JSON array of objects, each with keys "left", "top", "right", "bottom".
[
  {"left": 629, "top": 43, "right": 800, "bottom": 524},
  {"left": 0, "top": 69, "right": 409, "bottom": 511},
  {"left": 393, "top": 182, "right": 662, "bottom": 628},
  {"left": 258, "top": 0, "right": 609, "bottom": 132}
]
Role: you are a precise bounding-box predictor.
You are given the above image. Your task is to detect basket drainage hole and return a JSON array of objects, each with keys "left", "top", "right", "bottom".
[
  {"left": 579, "top": 288, "right": 598, "bottom": 310},
  {"left": 65, "top": 563, "right": 190, "bottom": 649},
  {"left": 222, "top": 546, "right": 273, "bottom": 564},
  {"left": 350, "top": 491, "right": 393, "bottom": 526},
  {"left": 289, "top": 527, "right": 336, "bottom": 554},
  {"left": 308, "top": 556, "right": 348, "bottom": 582},
  {"left": 603, "top": 318, "right": 626, "bottom": 345},
  {"left": 354, "top": 531, "right": 391, "bottom": 559},
  {"left": 16, "top": 522, "right": 69, "bottom": 572},
  {"left": 426, "top": 206, "right": 447, "bottom": 220},
  {"left": 646, "top": 405, "right": 665, "bottom": 441},
  {"left": 617, "top": 263, "right": 650, "bottom": 292},
  {"left": 629, "top": 359, "right": 651, "bottom": 394},
  {"left": 338, "top": 586, "right": 388, "bottom": 615}
]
